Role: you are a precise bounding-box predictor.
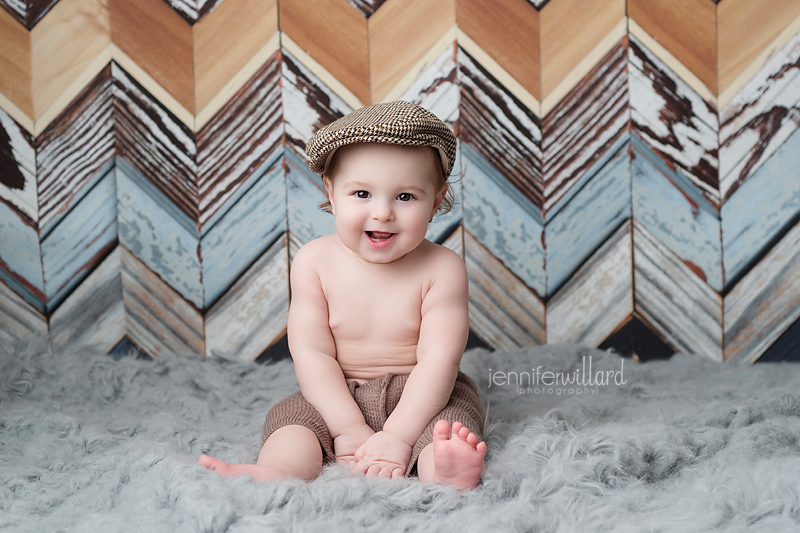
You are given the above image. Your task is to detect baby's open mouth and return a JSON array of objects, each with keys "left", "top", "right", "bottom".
[{"left": 367, "top": 231, "right": 394, "bottom": 241}]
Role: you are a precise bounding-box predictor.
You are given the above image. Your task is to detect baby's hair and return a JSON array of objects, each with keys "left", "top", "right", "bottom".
[{"left": 317, "top": 143, "right": 464, "bottom": 217}]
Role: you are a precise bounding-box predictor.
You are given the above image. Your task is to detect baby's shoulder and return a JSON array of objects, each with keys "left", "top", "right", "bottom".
[{"left": 415, "top": 239, "right": 467, "bottom": 277}]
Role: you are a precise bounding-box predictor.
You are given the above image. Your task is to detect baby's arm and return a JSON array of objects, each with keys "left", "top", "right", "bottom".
[
  {"left": 287, "top": 245, "right": 374, "bottom": 461},
  {"left": 354, "top": 250, "right": 469, "bottom": 475}
]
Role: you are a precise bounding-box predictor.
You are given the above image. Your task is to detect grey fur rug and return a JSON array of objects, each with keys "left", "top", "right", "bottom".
[{"left": 2, "top": 339, "right": 800, "bottom": 533}]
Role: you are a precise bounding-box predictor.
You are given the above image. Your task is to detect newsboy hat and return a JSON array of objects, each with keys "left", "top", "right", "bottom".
[{"left": 305, "top": 100, "right": 457, "bottom": 178}]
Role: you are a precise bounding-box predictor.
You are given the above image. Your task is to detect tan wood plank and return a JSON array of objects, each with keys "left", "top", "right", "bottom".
[
  {"left": 719, "top": 0, "right": 800, "bottom": 92},
  {"left": 455, "top": 0, "right": 539, "bottom": 101},
  {"left": 279, "top": 0, "right": 369, "bottom": 105},
  {"left": 0, "top": 7, "right": 33, "bottom": 117},
  {"left": 540, "top": 0, "right": 625, "bottom": 101},
  {"left": 109, "top": 0, "right": 193, "bottom": 113},
  {"left": 193, "top": 0, "right": 278, "bottom": 112},
  {"left": 628, "top": 0, "right": 716, "bottom": 94}
]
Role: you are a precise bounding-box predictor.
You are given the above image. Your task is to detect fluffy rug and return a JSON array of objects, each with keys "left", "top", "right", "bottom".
[{"left": 2, "top": 339, "right": 800, "bottom": 533}]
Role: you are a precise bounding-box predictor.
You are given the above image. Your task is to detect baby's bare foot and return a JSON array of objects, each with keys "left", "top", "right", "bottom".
[
  {"left": 198, "top": 455, "right": 285, "bottom": 481},
  {"left": 432, "top": 420, "right": 487, "bottom": 490}
]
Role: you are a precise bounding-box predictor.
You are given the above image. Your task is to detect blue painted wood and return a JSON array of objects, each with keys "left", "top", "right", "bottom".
[
  {"left": 398, "top": 43, "right": 459, "bottom": 122},
  {"left": 545, "top": 142, "right": 631, "bottom": 295},
  {"left": 41, "top": 165, "right": 117, "bottom": 312},
  {"left": 0, "top": 199, "right": 43, "bottom": 310},
  {"left": 426, "top": 140, "right": 463, "bottom": 245},
  {"left": 632, "top": 135, "right": 723, "bottom": 291},
  {"left": 722, "top": 126, "right": 800, "bottom": 288},
  {"left": 201, "top": 155, "right": 286, "bottom": 309},
  {"left": 116, "top": 158, "right": 203, "bottom": 309},
  {"left": 286, "top": 147, "right": 336, "bottom": 245},
  {"left": 462, "top": 143, "right": 546, "bottom": 296}
]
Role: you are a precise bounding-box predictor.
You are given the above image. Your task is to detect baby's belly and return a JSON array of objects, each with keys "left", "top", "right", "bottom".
[{"left": 335, "top": 343, "right": 418, "bottom": 383}]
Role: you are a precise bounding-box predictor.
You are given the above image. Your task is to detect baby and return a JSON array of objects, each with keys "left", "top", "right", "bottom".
[{"left": 199, "top": 101, "right": 486, "bottom": 490}]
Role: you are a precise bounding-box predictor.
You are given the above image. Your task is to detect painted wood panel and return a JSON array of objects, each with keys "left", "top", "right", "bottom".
[
  {"left": 458, "top": 46, "right": 542, "bottom": 208},
  {"left": 633, "top": 221, "right": 723, "bottom": 362},
  {"left": 49, "top": 245, "right": 124, "bottom": 353},
  {"left": 41, "top": 164, "right": 117, "bottom": 311},
  {"left": 456, "top": 0, "right": 539, "bottom": 100},
  {"left": 0, "top": 0, "right": 59, "bottom": 28},
  {"left": 286, "top": 147, "right": 335, "bottom": 246},
  {"left": 163, "top": 0, "right": 223, "bottom": 24},
  {"left": 369, "top": 0, "right": 455, "bottom": 102},
  {"left": 0, "top": 277, "right": 47, "bottom": 345},
  {"left": 196, "top": 53, "right": 282, "bottom": 230},
  {"left": 629, "top": 36, "right": 719, "bottom": 207},
  {"left": 279, "top": 0, "right": 369, "bottom": 105},
  {"left": 724, "top": 215, "right": 800, "bottom": 363},
  {"left": 0, "top": 5, "right": 33, "bottom": 117},
  {"left": 121, "top": 246, "right": 203, "bottom": 357},
  {"left": 463, "top": 228, "right": 545, "bottom": 351},
  {"left": 200, "top": 155, "right": 286, "bottom": 308},
  {"left": 0, "top": 108, "right": 37, "bottom": 221},
  {"left": 462, "top": 143, "right": 545, "bottom": 295},
  {"left": 36, "top": 65, "right": 114, "bottom": 233},
  {"left": 112, "top": 63, "right": 198, "bottom": 221},
  {"left": 397, "top": 43, "right": 459, "bottom": 122},
  {"left": 546, "top": 220, "right": 632, "bottom": 347},
  {"left": 115, "top": 158, "right": 203, "bottom": 309},
  {"left": 109, "top": 0, "right": 193, "bottom": 112},
  {"left": 348, "top": 0, "right": 390, "bottom": 18},
  {"left": 722, "top": 126, "right": 800, "bottom": 288},
  {"left": 627, "top": 0, "right": 717, "bottom": 94},
  {"left": 545, "top": 143, "right": 631, "bottom": 295},
  {"left": 631, "top": 136, "right": 723, "bottom": 291},
  {"left": 542, "top": 39, "right": 629, "bottom": 216},
  {"left": 0, "top": 197, "right": 43, "bottom": 311},
  {"left": 192, "top": 0, "right": 277, "bottom": 113},
  {"left": 205, "top": 234, "right": 289, "bottom": 362}
]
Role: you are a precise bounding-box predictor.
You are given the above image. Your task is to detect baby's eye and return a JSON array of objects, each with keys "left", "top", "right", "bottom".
[
  {"left": 355, "top": 191, "right": 369, "bottom": 199},
  {"left": 397, "top": 193, "right": 414, "bottom": 202}
]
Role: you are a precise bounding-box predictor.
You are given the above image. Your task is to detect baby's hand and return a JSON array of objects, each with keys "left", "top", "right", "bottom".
[
  {"left": 353, "top": 431, "right": 412, "bottom": 479},
  {"left": 334, "top": 423, "right": 375, "bottom": 469}
]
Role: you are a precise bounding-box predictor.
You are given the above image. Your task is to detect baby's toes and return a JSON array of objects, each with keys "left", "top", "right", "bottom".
[
  {"left": 433, "top": 419, "right": 451, "bottom": 441},
  {"left": 477, "top": 441, "right": 488, "bottom": 457},
  {"left": 466, "top": 431, "right": 479, "bottom": 448}
]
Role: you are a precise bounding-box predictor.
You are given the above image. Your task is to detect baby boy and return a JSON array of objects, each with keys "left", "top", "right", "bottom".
[{"left": 199, "top": 101, "right": 486, "bottom": 490}]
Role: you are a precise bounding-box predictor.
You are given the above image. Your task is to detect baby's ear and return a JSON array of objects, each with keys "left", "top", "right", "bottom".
[{"left": 323, "top": 176, "right": 336, "bottom": 215}]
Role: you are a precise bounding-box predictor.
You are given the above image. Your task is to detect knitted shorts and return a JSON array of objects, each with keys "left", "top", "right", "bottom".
[{"left": 262, "top": 371, "right": 484, "bottom": 476}]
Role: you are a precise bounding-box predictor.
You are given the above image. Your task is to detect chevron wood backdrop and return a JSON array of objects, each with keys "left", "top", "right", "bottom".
[{"left": 2, "top": 0, "right": 800, "bottom": 364}]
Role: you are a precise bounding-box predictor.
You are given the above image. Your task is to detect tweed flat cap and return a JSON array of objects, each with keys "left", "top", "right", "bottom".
[{"left": 306, "top": 100, "right": 457, "bottom": 177}]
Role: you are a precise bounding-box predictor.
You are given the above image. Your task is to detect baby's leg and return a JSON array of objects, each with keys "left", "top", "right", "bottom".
[
  {"left": 417, "top": 420, "right": 487, "bottom": 490},
  {"left": 199, "top": 425, "right": 323, "bottom": 481}
]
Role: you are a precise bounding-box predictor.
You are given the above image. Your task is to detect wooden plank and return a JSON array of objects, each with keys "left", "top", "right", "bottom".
[
  {"left": 721, "top": 126, "right": 800, "bottom": 287},
  {"left": 41, "top": 164, "right": 117, "bottom": 311},
  {"left": 719, "top": 31, "right": 800, "bottom": 201},
  {"left": 29, "top": 0, "right": 110, "bottom": 118},
  {"left": 369, "top": 0, "right": 455, "bottom": 102},
  {"left": 463, "top": 228, "right": 545, "bottom": 351},
  {"left": 49, "top": 245, "right": 124, "bottom": 353},
  {"left": 0, "top": 6, "right": 33, "bottom": 117},
  {"left": 455, "top": 0, "right": 539, "bottom": 101},
  {"left": 440, "top": 223, "right": 463, "bottom": 258},
  {"left": 112, "top": 63, "right": 198, "bottom": 221},
  {"left": 546, "top": 220, "right": 632, "bottom": 347},
  {"left": 631, "top": 136, "right": 723, "bottom": 291},
  {"left": 109, "top": 0, "right": 193, "bottom": 112},
  {"left": 0, "top": 0, "right": 59, "bottom": 28},
  {"left": 539, "top": 0, "right": 625, "bottom": 100},
  {"left": 348, "top": 0, "right": 389, "bottom": 17},
  {"left": 627, "top": 0, "right": 717, "bottom": 94},
  {"left": 0, "top": 197, "right": 43, "bottom": 306},
  {"left": 396, "top": 43, "right": 458, "bottom": 118},
  {"left": 0, "top": 277, "right": 47, "bottom": 345},
  {"left": 286, "top": 146, "right": 336, "bottom": 246},
  {"left": 200, "top": 157, "right": 286, "bottom": 308},
  {"left": 718, "top": 0, "right": 800, "bottom": 94},
  {"left": 0, "top": 107, "right": 37, "bottom": 221},
  {"left": 724, "top": 215, "right": 800, "bottom": 363},
  {"left": 458, "top": 46, "right": 542, "bottom": 208},
  {"left": 545, "top": 143, "right": 631, "bottom": 295},
  {"left": 192, "top": 0, "right": 277, "bottom": 112},
  {"left": 121, "top": 246, "right": 204, "bottom": 357},
  {"left": 462, "top": 142, "right": 546, "bottom": 295},
  {"left": 196, "top": 53, "right": 282, "bottom": 230},
  {"left": 115, "top": 158, "right": 203, "bottom": 309},
  {"left": 629, "top": 35, "right": 720, "bottom": 207},
  {"left": 205, "top": 233, "right": 288, "bottom": 362},
  {"left": 279, "top": 0, "right": 369, "bottom": 105},
  {"left": 542, "top": 39, "right": 629, "bottom": 215},
  {"left": 162, "top": 0, "right": 223, "bottom": 24},
  {"left": 633, "top": 221, "right": 723, "bottom": 362},
  {"left": 36, "top": 65, "right": 114, "bottom": 233}
]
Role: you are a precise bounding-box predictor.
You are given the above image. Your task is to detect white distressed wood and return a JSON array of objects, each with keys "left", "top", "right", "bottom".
[
  {"left": 0, "top": 279, "right": 47, "bottom": 345},
  {"left": 547, "top": 220, "right": 633, "bottom": 347},
  {"left": 0, "top": 109, "right": 37, "bottom": 221},
  {"left": 205, "top": 234, "right": 289, "bottom": 362},
  {"left": 633, "top": 222, "right": 723, "bottom": 362}
]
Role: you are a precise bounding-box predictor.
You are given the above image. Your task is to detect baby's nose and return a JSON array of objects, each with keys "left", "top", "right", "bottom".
[{"left": 371, "top": 200, "right": 394, "bottom": 221}]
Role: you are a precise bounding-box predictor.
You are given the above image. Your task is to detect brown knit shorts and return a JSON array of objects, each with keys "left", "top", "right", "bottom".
[{"left": 262, "top": 371, "right": 484, "bottom": 476}]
